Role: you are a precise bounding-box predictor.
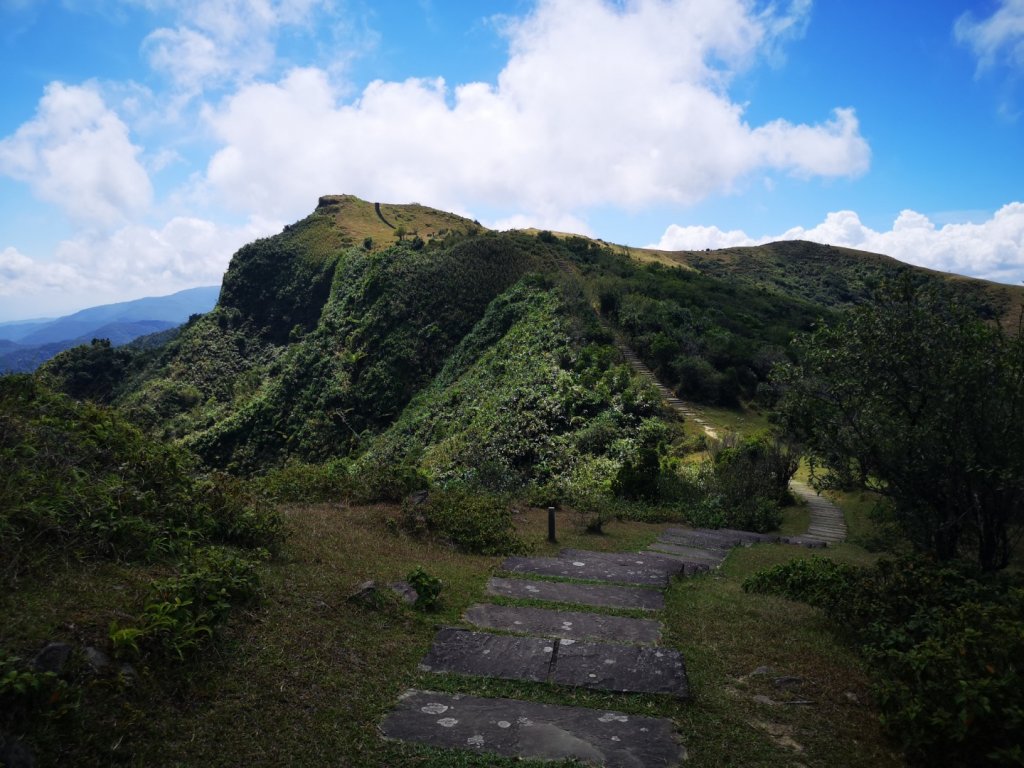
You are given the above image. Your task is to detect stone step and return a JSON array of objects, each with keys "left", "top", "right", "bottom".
[
  {"left": 381, "top": 690, "right": 687, "bottom": 768},
  {"left": 464, "top": 604, "right": 661, "bottom": 645},
  {"left": 420, "top": 629, "right": 552, "bottom": 682},
  {"left": 486, "top": 577, "right": 664, "bottom": 611},
  {"left": 655, "top": 530, "right": 736, "bottom": 551},
  {"left": 662, "top": 527, "right": 780, "bottom": 548},
  {"left": 558, "top": 548, "right": 684, "bottom": 574},
  {"left": 646, "top": 542, "right": 728, "bottom": 564},
  {"left": 641, "top": 549, "right": 715, "bottom": 575},
  {"left": 419, "top": 629, "right": 689, "bottom": 699},
  {"left": 553, "top": 638, "right": 689, "bottom": 698},
  {"left": 501, "top": 552, "right": 681, "bottom": 586},
  {"left": 781, "top": 536, "right": 829, "bottom": 548}
]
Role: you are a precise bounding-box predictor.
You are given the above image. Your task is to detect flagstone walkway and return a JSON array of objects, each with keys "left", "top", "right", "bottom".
[{"left": 380, "top": 524, "right": 828, "bottom": 766}]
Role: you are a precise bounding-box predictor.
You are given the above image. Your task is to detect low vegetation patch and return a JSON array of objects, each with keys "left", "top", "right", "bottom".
[
  {"left": 397, "top": 487, "right": 529, "bottom": 556},
  {"left": 744, "top": 555, "right": 1024, "bottom": 765}
]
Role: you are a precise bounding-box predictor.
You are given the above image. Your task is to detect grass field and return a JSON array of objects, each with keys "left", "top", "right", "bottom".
[{"left": 4, "top": 500, "right": 901, "bottom": 766}]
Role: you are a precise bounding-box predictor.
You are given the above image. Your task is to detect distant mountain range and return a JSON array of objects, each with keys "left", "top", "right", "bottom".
[{"left": 0, "top": 286, "right": 220, "bottom": 373}]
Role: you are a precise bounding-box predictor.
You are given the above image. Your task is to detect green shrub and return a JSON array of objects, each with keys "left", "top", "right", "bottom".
[
  {"left": 0, "top": 376, "right": 286, "bottom": 580},
  {"left": 197, "top": 472, "right": 287, "bottom": 555},
  {"left": 351, "top": 461, "right": 429, "bottom": 503},
  {"left": 741, "top": 555, "right": 857, "bottom": 609},
  {"left": 407, "top": 566, "right": 443, "bottom": 611},
  {"left": 743, "top": 555, "right": 1024, "bottom": 766},
  {"left": 254, "top": 458, "right": 353, "bottom": 503},
  {"left": 0, "top": 650, "right": 73, "bottom": 733},
  {"left": 683, "top": 432, "right": 795, "bottom": 533},
  {"left": 110, "top": 545, "right": 265, "bottom": 662},
  {"left": 401, "top": 487, "right": 527, "bottom": 556}
]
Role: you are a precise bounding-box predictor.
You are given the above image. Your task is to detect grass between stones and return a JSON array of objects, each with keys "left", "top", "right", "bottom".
[{"left": 5, "top": 501, "right": 900, "bottom": 766}]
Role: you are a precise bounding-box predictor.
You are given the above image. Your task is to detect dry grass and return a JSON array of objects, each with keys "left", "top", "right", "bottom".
[{"left": 317, "top": 195, "right": 482, "bottom": 252}]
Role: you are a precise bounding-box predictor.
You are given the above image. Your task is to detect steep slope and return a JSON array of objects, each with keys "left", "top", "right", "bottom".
[
  {"left": 112, "top": 201, "right": 551, "bottom": 471},
  {"left": 69, "top": 195, "right": 1019, "bottom": 482},
  {"left": 358, "top": 278, "right": 664, "bottom": 495}
]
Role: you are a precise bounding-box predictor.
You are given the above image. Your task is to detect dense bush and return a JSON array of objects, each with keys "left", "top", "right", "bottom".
[
  {"left": 253, "top": 458, "right": 354, "bottom": 503},
  {"left": 773, "top": 279, "right": 1024, "bottom": 570},
  {"left": 681, "top": 433, "right": 796, "bottom": 532},
  {"left": 581, "top": 246, "right": 824, "bottom": 406},
  {"left": 399, "top": 487, "right": 528, "bottom": 556},
  {"left": 743, "top": 555, "right": 1024, "bottom": 766},
  {"left": 38, "top": 338, "right": 133, "bottom": 404},
  {"left": 0, "top": 375, "right": 284, "bottom": 580}
]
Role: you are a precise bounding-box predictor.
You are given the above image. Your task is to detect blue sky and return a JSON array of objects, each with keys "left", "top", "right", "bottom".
[{"left": 1, "top": 0, "right": 1022, "bottom": 320}]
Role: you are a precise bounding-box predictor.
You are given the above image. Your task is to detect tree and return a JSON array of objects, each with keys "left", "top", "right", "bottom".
[{"left": 772, "top": 278, "right": 1024, "bottom": 571}]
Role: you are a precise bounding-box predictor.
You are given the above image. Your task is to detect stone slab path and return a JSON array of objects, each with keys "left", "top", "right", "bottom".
[
  {"left": 383, "top": 524, "right": 832, "bottom": 764},
  {"left": 464, "top": 603, "right": 662, "bottom": 644},
  {"left": 380, "top": 689, "right": 687, "bottom": 768},
  {"left": 419, "top": 628, "right": 689, "bottom": 698},
  {"left": 502, "top": 551, "right": 682, "bottom": 586},
  {"left": 486, "top": 576, "right": 664, "bottom": 611},
  {"left": 383, "top": 540, "right": 701, "bottom": 764}
]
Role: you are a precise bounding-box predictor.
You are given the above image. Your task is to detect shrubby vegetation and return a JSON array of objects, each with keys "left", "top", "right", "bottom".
[
  {"left": 571, "top": 239, "right": 825, "bottom": 406},
  {"left": 0, "top": 373, "right": 283, "bottom": 678},
  {"left": 397, "top": 487, "right": 528, "bottom": 556},
  {"left": 0, "top": 375, "right": 282, "bottom": 577},
  {"left": 744, "top": 556, "right": 1024, "bottom": 766},
  {"left": 773, "top": 278, "right": 1024, "bottom": 571},
  {"left": 683, "top": 432, "right": 797, "bottom": 532}
]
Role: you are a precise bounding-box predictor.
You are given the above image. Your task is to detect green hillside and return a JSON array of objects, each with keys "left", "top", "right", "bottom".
[
  {"left": 657, "top": 239, "right": 1023, "bottom": 324},
  {"left": 38, "top": 195, "right": 1016, "bottom": 488}
]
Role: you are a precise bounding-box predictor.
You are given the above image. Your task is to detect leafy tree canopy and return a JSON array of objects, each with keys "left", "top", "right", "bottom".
[{"left": 772, "top": 278, "right": 1024, "bottom": 571}]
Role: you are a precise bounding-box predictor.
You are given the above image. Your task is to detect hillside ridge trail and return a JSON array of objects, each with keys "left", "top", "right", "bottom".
[{"left": 614, "top": 340, "right": 847, "bottom": 545}]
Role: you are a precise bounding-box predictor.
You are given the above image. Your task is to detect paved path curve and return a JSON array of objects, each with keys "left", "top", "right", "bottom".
[
  {"left": 789, "top": 481, "right": 847, "bottom": 545},
  {"left": 617, "top": 343, "right": 847, "bottom": 545}
]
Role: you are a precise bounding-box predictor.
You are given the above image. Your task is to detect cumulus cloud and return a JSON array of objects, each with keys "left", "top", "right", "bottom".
[
  {"left": 0, "top": 215, "right": 278, "bottom": 318},
  {"left": 0, "top": 82, "right": 153, "bottom": 229},
  {"left": 199, "top": 0, "right": 869, "bottom": 224},
  {"left": 955, "top": 0, "right": 1024, "bottom": 72},
  {"left": 651, "top": 203, "right": 1024, "bottom": 285},
  {"left": 142, "top": 0, "right": 327, "bottom": 95}
]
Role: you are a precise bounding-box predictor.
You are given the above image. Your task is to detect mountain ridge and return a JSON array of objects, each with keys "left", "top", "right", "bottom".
[{"left": 0, "top": 286, "right": 220, "bottom": 373}]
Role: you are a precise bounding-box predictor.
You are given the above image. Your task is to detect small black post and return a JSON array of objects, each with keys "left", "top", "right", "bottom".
[{"left": 547, "top": 506, "right": 556, "bottom": 543}]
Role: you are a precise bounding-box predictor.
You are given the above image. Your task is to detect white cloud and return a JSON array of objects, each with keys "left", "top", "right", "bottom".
[
  {"left": 198, "top": 0, "right": 869, "bottom": 224},
  {"left": 955, "top": 0, "right": 1024, "bottom": 72},
  {"left": 650, "top": 203, "right": 1024, "bottom": 285},
  {"left": 0, "top": 215, "right": 278, "bottom": 319},
  {"left": 141, "top": 0, "right": 327, "bottom": 95},
  {"left": 488, "top": 211, "right": 593, "bottom": 236},
  {"left": 0, "top": 82, "right": 153, "bottom": 229}
]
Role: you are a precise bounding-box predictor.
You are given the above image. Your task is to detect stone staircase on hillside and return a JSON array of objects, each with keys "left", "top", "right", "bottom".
[{"left": 616, "top": 345, "right": 719, "bottom": 440}]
